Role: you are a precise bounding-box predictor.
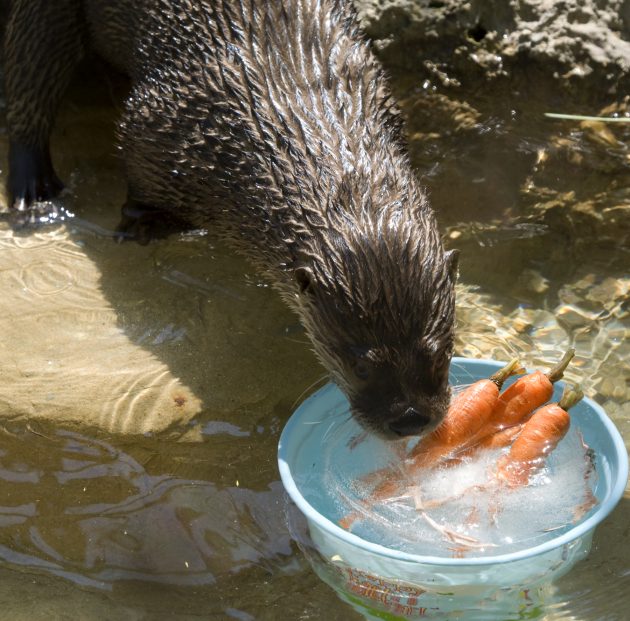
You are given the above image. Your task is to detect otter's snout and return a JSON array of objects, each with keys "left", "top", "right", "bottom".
[{"left": 387, "top": 407, "right": 433, "bottom": 437}]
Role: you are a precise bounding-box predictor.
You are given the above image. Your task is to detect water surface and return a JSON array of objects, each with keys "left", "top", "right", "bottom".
[{"left": 0, "top": 61, "right": 627, "bottom": 619}]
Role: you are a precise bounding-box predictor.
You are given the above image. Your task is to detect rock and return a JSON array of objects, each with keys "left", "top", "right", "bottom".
[
  {"left": 517, "top": 269, "right": 550, "bottom": 295},
  {"left": 555, "top": 304, "right": 599, "bottom": 330},
  {"left": 586, "top": 277, "right": 630, "bottom": 308}
]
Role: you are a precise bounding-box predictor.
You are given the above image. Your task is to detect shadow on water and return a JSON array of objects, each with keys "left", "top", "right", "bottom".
[{"left": 0, "top": 26, "right": 627, "bottom": 621}]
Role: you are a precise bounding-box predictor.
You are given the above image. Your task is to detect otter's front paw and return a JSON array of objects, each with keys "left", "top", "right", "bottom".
[
  {"left": 115, "top": 200, "right": 188, "bottom": 245},
  {"left": 7, "top": 141, "right": 65, "bottom": 226}
]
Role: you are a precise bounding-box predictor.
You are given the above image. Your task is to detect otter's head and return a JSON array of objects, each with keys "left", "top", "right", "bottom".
[{"left": 289, "top": 212, "right": 459, "bottom": 439}]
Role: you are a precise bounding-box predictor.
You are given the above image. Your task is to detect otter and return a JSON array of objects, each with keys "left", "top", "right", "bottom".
[{"left": 4, "top": 0, "right": 458, "bottom": 437}]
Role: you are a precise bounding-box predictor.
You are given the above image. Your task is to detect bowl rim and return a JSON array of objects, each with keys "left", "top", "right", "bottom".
[{"left": 278, "top": 357, "right": 629, "bottom": 567}]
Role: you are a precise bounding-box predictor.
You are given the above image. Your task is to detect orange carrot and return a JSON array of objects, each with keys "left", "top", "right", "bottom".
[
  {"left": 407, "top": 358, "right": 523, "bottom": 469},
  {"left": 473, "top": 423, "right": 528, "bottom": 455},
  {"left": 496, "top": 384, "right": 583, "bottom": 487},
  {"left": 474, "top": 424, "right": 524, "bottom": 450},
  {"left": 466, "top": 349, "right": 575, "bottom": 450},
  {"left": 444, "top": 423, "right": 525, "bottom": 467}
]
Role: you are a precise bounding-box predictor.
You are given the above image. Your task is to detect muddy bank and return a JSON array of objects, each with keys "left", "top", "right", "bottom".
[
  {"left": 2, "top": 0, "right": 630, "bottom": 97},
  {"left": 356, "top": 0, "right": 630, "bottom": 98}
]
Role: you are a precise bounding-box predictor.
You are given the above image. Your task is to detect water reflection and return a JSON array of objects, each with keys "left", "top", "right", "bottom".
[{"left": 0, "top": 425, "right": 291, "bottom": 590}]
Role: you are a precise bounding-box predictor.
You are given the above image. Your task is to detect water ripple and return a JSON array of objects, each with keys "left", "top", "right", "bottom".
[{"left": 0, "top": 428, "right": 291, "bottom": 589}]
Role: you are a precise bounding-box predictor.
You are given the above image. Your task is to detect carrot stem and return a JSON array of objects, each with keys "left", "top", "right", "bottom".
[
  {"left": 489, "top": 358, "right": 523, "bottom": 389},
  {"left": 557, "top": 383, "right": 584, "bottom": 411},
  {"left": 546, "top": 348, "right": 575, "bottom": 383}
]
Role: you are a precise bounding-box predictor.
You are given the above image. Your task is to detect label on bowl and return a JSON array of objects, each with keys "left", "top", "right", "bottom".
[{"left": 337, "top": 564, "right": 430, "bottom": 617}]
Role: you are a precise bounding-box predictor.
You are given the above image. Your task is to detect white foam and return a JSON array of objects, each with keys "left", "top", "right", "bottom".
[{"left": 333, "top": 426, "right": 597, "bottom": 557}]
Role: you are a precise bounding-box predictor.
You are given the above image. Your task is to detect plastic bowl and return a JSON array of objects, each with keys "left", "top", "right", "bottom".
[{"left": 278, "top": 358, "right": 628, "bottom": 617}]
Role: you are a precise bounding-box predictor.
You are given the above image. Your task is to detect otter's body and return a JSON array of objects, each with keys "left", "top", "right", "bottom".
[{"left": 4, "top": 0, "right": 458, "bottom": 436}]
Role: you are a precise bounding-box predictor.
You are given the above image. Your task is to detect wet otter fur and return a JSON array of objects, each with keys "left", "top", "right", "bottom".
[{"left": 4, "top": 0, "right": 458, "bottom": 437}]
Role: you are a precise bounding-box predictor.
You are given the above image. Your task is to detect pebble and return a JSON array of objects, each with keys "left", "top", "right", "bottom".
[{"left": 555, "top": 304, "right": 599, "bottom": 330}]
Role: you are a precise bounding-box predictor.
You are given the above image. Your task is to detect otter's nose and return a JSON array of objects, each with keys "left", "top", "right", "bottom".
[{"left": 387, "top": 407, "right": 432, "bottom": 437}]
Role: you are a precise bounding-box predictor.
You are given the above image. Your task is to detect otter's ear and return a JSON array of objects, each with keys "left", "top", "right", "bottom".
[
  {"left": 294, "top": 267, "right": 315, "bottom": 294},
  {"left": 445, "top": 249, "right": 460, "bottom": 282}
]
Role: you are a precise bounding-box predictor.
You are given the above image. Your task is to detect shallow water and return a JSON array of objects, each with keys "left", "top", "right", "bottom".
[{"left": 0, "top": 61, "right": 627, "bottom": 620}]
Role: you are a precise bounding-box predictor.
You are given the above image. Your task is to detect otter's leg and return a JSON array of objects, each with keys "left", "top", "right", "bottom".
[
  {"left": 115, "top": 196, "right": 192, "bottom": 244},
  {"left": 115, "top": 200, "right": 179, "bottom": 245},
  {"left": 4, "top": 0, "right": 85, "bottom": 220},
  {"left": 114, "top": 93, "right": 193, "bottom": 243}
]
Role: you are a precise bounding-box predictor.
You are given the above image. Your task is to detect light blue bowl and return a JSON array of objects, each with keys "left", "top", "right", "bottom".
[{"left": 278, "top": 358, "right": 628, "bottom": 616}]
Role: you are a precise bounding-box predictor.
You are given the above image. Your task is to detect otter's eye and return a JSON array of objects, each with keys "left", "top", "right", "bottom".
[{"left": 353, "top": 359, "right": 372, "bottom": 381}]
